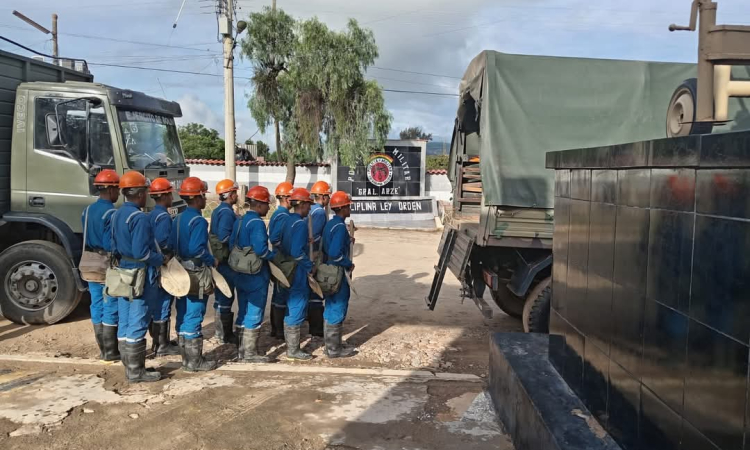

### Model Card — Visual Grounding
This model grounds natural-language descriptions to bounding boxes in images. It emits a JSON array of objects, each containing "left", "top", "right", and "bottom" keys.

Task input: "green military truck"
[
  {"left": 427, "top": 50, "right": 750, "bottom": 332},
  {"left": 0, "top": 49, "right": 189, "bottom": 325}
]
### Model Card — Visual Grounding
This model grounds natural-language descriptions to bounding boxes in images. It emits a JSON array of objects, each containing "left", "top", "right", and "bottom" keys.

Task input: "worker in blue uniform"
[
  {"left": 210, "top": 179, "right": 240, "bottom": 345},
  {"left": 267, "top": 181, "right": 293, "bottom": 339},
  {"left": 322, "top": 191, "right": 356, "bottom": 358},
  {"left": 232, "top": 186, "right": 276, "bottom": 362},
  {"left": 281, "top": 187, "right": 315, "bottom": 360},
  {"left": 145, "top": 178, "right": 180, "bottom": 357},
  {"left": 82, "top": 169, "right": 121, "bottom": 361},
  {"left": 110, "top": 171, "right": 163, "bottom": 383},
  {"left": 307, "top": 180, "right": 331, "bottom": 337},
  {"left": 171, "top": 176, "right": 217, "bottom": 372}
]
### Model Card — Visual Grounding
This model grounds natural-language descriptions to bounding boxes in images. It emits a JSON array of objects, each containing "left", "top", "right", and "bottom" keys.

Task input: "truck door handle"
[{"left": 29, "top": 196, "right": 45, "bottom": 207}]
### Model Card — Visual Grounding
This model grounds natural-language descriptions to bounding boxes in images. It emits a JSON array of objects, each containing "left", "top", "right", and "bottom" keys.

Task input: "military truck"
[
  {"left": 0, "top": 49, "right": 189, "bottom": 325},
  {"left": 427, "top": 50, "right": 750, "bottom": 332}
]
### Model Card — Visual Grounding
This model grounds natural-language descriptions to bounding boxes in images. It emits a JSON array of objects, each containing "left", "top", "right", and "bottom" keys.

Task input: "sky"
[{"left": 2, "top": 0, "right": 750, "bottom": 151}]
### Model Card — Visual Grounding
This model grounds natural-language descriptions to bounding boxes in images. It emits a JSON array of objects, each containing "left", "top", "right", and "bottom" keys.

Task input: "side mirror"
[{"left": 45, "top": 114, "right": 62, "bottom": 147}]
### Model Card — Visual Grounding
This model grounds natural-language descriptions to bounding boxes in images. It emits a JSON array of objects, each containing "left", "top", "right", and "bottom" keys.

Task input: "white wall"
[{"left": 426, "top": 173, "right": 451, "bottom": 202}]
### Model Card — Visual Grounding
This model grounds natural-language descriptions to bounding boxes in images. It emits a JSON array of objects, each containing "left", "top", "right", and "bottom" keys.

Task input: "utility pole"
[
  {"left": 272, "top": 0, "right": 276, "bottom": 11},
  {"left": 221, "top": 0, "right": 238, "bottom": 180},
  {"left": 12, "top": 10, "right": 58, "bottom": 64}
]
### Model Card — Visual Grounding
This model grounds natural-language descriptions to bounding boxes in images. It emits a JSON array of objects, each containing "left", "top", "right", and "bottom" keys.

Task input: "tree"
[
  {"left": 255, "top": 140, "right": 270, "bottom": 159},
  {"left": 400, "top": 126, "right": 432, "bottom": 141},
  {"left": 178, "top": 123, "right": 225, "bottom": 159},
  {"left": 426, "top": 155, "right": 449, "bottom": 170}
]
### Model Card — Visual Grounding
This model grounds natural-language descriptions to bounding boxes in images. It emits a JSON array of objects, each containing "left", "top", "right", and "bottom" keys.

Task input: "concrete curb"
[{"left": 0, "top": 354, "right": 482, "bottom": 382}]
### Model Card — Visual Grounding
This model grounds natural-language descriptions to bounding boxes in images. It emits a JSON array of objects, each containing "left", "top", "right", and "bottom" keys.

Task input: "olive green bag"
[
  {"left": 272, "top": 251, "right": 297, "bottom": 284},
  {"left": 176, "top": 215, "right": 214, "bottom": 298},
  {"left": 315, "top": 262, "right": 343, "bottom": 296},
  {"left": 227, "top": 217, "right": 263, "bottom": 275},
  {"left": 105, "top": 266, "right": 146, "bottom": 299},
  {"left": 208, "top": 233, "right": 230, "bottom": 264}
]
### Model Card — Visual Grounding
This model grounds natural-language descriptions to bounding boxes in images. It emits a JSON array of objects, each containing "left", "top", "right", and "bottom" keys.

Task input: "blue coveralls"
[
  {"left": 231, "top": 211, "right": 276, "bottom": 330},
  {"left": 268, "top": 205, "right": 290, "bottom": 309},
  {"left": 210, "top": 203, "right": 237, "bottom": 314},
  {"left": 281, "top": 213, "right": 313, "bottom": 326},
  {"left": 307, "top": 203, "right": 327, "bottom": 310},
  {"left": 82, "top": 198, "right": 118, "bottom": 326},
  {"left": 111, "top": 202, "right": 164, "bottom": 343},
  {"left": 322, "top": 216, "right": 353, "bottom": 325},
  {"left": 171, "top": 207, "right": 215, "bottom": 340},
  {"left": 146, "top": 205, "right": 173, "bottom": 322}
]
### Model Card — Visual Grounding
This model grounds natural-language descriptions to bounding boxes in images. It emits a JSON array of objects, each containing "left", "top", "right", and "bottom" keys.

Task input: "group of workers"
[{"left": 83, "top": 169, "right": 355, "bottom": 383}]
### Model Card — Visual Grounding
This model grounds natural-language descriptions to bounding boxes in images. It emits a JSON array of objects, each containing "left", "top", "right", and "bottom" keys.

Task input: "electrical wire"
[{"left": 371, "top": 66, "right": 461, "bottom": 80}]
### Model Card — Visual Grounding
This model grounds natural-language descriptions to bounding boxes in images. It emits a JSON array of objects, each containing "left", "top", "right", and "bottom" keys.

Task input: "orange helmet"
[
  {"left": 289, "top": 187, "right": 312, "bottom": 203},
  {"left": 247, "top": 186, "right": 271, "bottom": 203},
  {"left": 275, "top": 181, "right": 294, "bottom": 197},
  {"left": 149, "top": 178, "right": 173, "bottom": 195},
  {"left": 93, "top": 169, "right": 120, "bottom": 187},
  {"left": 119, "top": 171, "right": 149, "bottom": 189},
  {"left": 311, "top": 181, "right": 331, "bottom": 196},
  {"left": 179, "top": 177, "right": 208, "bottom": 197},
  {"left": 216, "top": 179, "right": 239, "bottom": 195},
  {"left": 330, "top": 191, "right": 352, "bottom": 209}
]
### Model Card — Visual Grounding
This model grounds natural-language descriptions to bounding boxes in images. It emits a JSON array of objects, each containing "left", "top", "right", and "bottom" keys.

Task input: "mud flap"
[{"left": 426, "top": 228, "right": 480, "bottom": 313}]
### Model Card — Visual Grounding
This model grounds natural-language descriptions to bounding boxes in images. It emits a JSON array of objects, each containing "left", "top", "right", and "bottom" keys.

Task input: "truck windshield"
[{"left": 118, "top": 110, "right": 185, "bottom": 169}]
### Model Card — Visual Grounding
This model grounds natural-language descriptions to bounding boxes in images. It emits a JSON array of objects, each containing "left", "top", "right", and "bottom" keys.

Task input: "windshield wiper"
[{"left": 144, "top": 160, "right": 167, "bottom": 169}]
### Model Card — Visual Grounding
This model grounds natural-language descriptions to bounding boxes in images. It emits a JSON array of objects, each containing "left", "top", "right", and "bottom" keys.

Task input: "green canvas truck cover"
[{"left": 453, "top": 51, "right": 750, "bottom": 209}]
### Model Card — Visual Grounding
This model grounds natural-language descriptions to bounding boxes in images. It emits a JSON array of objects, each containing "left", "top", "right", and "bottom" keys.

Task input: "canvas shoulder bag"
[
  {"left": 176, "top": 214, "right": 214, "bottom": 298},
  {"left": 79, "top": 206, "right": 111, "bottom": 283},
  {"left": 315, "top": 223, "right": 343, "bottom": 296},
  {"left": 227, "top": 216, "right": 263, "bottom": 275},
  {"left": 104, "top": 209, "right": 146, "bottom": 299}
]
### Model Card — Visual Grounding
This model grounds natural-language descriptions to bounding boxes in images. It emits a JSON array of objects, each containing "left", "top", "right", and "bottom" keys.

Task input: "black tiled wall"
[{"left": 551, "top": 166, "right": 750, "bottom": 450}]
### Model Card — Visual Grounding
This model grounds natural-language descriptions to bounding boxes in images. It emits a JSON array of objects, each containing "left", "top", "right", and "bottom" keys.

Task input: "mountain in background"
[{"left": 426, "top": 141, "right": 450, "bottom": 155}]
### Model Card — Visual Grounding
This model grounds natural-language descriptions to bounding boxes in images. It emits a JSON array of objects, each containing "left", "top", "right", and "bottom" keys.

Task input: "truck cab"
[{"left": 0, "top": 50, "right": 189, "bottom": 325}]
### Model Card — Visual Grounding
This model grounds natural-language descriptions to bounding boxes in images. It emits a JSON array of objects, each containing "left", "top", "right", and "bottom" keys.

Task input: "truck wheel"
[
  {"left": 490, "top": 286, "right": 524, "bottom": 318},
  {"left": 523, "top": 277, "right": 552, "bottom": 333},
  {"left": 0, "top": 241, "right": 82, "bottom": 325},
  {"left": 666, "top": 78, "right": 713, "bottom": 137}
]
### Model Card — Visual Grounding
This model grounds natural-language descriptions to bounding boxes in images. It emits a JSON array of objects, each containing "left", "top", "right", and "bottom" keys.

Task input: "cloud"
[{"left": 175, "top": 93, "right": 224, "bottom": 134}]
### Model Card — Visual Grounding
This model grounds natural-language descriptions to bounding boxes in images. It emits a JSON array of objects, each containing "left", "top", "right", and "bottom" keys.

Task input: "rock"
[
  {"left": 443, "top": 361, "right": 453, "bottom": 368},
  {"left": 83, "top": 408, "right": 94, "bottom": 414},
  {"left": 129, "top": 413, "right": 139, "bottom": 419}
]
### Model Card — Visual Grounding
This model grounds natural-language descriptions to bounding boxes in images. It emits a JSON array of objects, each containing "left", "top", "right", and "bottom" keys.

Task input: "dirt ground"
[{"left": 0, "top": 229, "right": 521, "bottom": 449}]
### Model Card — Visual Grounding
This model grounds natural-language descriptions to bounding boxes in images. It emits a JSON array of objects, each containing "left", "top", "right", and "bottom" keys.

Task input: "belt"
[{"left": 85, "top": 247, "right": 108, "bottom": 256}]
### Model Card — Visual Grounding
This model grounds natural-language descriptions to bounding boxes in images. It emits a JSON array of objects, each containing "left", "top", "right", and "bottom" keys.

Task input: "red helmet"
[
  {"left": 119, "top": 171, "right": 149, "bottom": 189},
  {"left": 149, "top": 178, "right": 173, "bottom": 195},
  {"left": 179, "top": 177, "right": 208, "bottom": 197},
  {"left": 216, "top": 179, "right": 239, "bottom": 195},
  {"left": 93, "top": 169, "right": 120, "bottom": 187},
  {"left": 275, "top": 181, "right": 294, "bottom": 197},
  {"left": 289, "top": 187, "right": 312, "bottom": 203},
  {"left": 311, "top": 181, "right": 331, "bottom": 196},
  {"left": 247, "top": 185, "right": 271, "bottom": 203},
  {"left": 330, "top": 191, "right": 352, "bottom": 209}
]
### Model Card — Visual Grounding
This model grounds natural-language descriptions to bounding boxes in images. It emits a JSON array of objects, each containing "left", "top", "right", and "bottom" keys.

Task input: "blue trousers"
[
  {"left": 271, "top": 282, "right": 289, "bottom": 307},
  {"left": 323, "top": 277, "right": 350, "bottom": 325},
  {"left": 177, "top": 295, "right": 208, "bottom": 339},
  {"left": 213, "top": 263, "right": 236, "bottom": 313},
  {"left": 237, "top": 283, "right": 269, "bottom": 330},
  {"left": 285, "top": 266, "right": 310, "bottom": 326},
  {"left": 89, "top": 282, "right": 118, "bottom": 326},
  {"left": 145, "top": 282, "right": 172, "bottom": 322},
  {"left": 117, "top": 296, "right": 150, "bottom": 342}
]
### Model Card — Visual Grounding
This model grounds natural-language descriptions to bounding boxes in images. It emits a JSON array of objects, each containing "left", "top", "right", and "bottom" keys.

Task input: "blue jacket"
[
  {"left": 171, "top": 207, "right": 215, "bottom": 267},
  {"left": 82, "top": 198, "right": 116, "bottom": 252},
  {"left": 308, "top": 203, "right": 327, "bottom": 251},
  {"left": 111, "top": 202, "right": 164, "bottom": 270},
  {"left": 281, "top": 212, "right": 313, "bottom": 272},
  {"left": 322, "top": 215, "right": 353, "bottom": 268},
  {"left": 149, "top": 204, "right": 172, "bottom": 251},
  {"left": 210, "top": 202, "right": 236, "bottom": 244},
  {"left": 230, "top": 210, "right": 276, "bottom": 288},
  {"left": 268, "top": 205, "right": 290, "bottom": 250}
]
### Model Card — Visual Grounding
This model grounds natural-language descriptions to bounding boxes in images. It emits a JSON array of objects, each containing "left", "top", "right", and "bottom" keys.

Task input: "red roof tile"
[{"left": 427, "top": 169, "right": 447, "bottom": 175}]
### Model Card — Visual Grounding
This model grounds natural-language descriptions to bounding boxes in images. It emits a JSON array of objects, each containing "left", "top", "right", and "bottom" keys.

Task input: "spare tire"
[
  {"left": 666, "top": 78, "right": 713, "bottom": 137},
  {"left": 490, "top": 285, "right": 524, "bottom": 318}
]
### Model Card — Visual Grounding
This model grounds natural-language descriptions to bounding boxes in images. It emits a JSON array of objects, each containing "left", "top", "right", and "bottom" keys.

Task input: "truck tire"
[
  {"left": 0, "top": 240, "right": 82, "bottom": 325},
  {"left": 523, "top": 277, "right": 552, "bottom": 333},
  {"left": 666, "top": 78, "right": 713, "bottom": 138},
  {"left": 490, "top": 286, "right": 524, "bottom": 318}
]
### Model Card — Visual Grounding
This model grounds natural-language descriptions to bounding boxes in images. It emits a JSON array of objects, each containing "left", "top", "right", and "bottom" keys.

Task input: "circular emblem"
[{"left": 367, "top": 155, "right": 393, "bottom": 187}]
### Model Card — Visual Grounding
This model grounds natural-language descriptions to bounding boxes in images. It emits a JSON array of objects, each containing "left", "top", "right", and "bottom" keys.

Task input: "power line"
[
  {"left": 371, "top": 66, "right": 462, "bottom": 80},
  {"left": 381, "top": 89, "right": 457, "bottom": 97}
]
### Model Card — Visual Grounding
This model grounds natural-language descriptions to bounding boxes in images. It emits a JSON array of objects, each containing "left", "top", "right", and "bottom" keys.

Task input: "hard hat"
[
  {"left": 216, "top": 179, "right": 239, "bottom": 195},
  {"left": 247, "top": 185, "right": 271, "bottom": 203},
  {"left": 275, "top": 181, "right": 294, "bottom": 197},
  {"left": 179, "top": 177, "right": 209, "bottom": 197},
  {"left": 330, "top": 191, "right": 352, "bottom": 209},
  {"left": 289, "top": 187, "right": 312, "bottom": 203},
  {"left": 93, "top": 169, "right": 120, "bottom": 187},
  {"left": 310, "top": 181, "right": 331, "bottom": 196},
  {"left": 149, "top": 178, "right": 174, "bottom": 195},
  {"left": 119, "top": 171, "right": 149, "bottom": 189}
]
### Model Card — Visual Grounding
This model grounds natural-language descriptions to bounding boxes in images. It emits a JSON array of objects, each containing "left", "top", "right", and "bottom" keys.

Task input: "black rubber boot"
[
  {"left": 324, "top": 322, "right": 356, "bottom": 359},
  {"left": 284, "top": 324, "right": 312, "bottom": 361},
  {"left": 269, "top": 306, "right": 279, "bottom": 338},
  {"left": 124, "top": 341, "right": 161, "bottom": 383},
  {"left": 241, "top": 328, "right": 270, "bottom": 363},
  {"left": 118, "top": 340, "right": 127, "bottom": 368},
  {"left": 93, "top": 323, "right": 105, "bottom": 359},
  {"left": 236, "top": 327, "right": 245, "bottom": 360},
  {"left": 148, "top": 320, "right": 156, "bottom": 353},
  {"left": 178, "top": 335, "right": 187, "bottom": 368},
  {"left": 307, "top": 304, "right": 325, "bottom": 337},
  {"left": 102, "top": 325, "right": 121, "bottom": 361},
  {"left": 154, "top": 321, "right": 180, "bottom": 356},
  {"left": 271, "top": 306, "right": 286, "bottom": 340},
  {"left": 183, "top": 338, "right": 216, "bottom": 372},
  {"left": 215, "top": 311, "right": 238, "bottom": 345}
]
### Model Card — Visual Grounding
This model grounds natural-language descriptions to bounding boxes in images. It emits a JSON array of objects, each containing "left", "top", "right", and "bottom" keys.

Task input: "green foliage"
[
  {"left": 426, "top": 155, "right": 449, "bottom": 171},
  {"left": 178, "top": 123, "right": 225, "bottom": 159},
  {"left": 400, "top": 126, "right": 432, "bottom": 141},
  {"left": 255, "top": 140, "right": 270, "bottom": 159}
]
